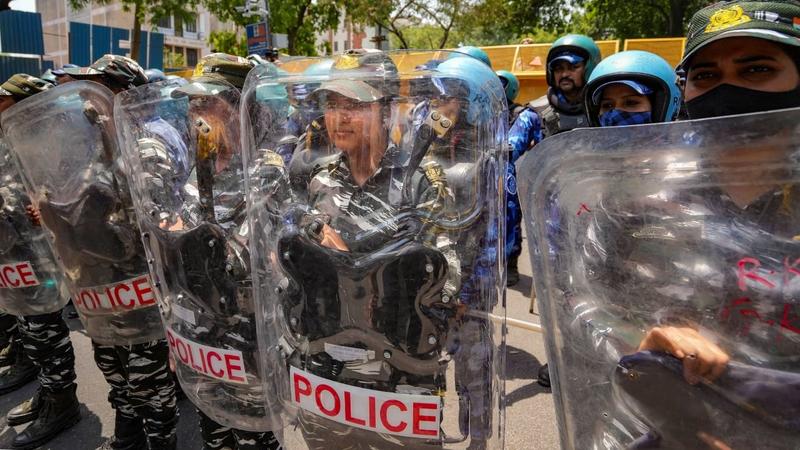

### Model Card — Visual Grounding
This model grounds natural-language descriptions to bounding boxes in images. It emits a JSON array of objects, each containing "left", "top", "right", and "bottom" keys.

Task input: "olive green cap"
[
  {"left": 681, "top": 1, "right": 800, "bottom": 69},
  {"left": 0, "top": 74, "right": 53, "bottom": 99}
]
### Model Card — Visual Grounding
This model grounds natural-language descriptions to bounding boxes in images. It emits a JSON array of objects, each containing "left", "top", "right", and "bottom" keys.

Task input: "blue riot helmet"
[
  {"left": 584, "top": 50, "right": 681, "bottom": 127},
  {"left": 449, "top": 46, "right": 492, "bottom": 67},
  {"left": 434, "top": 55, "right": 505, "bottom": 126},
  {"left": 291, "top": 59, "right": 334, "bottom": 102},
  {"left": 145, "top": 68, "right": 166, "bottom": 83},
  {"left": 496, "top": 70, "right": 519, "bottom": 104}
]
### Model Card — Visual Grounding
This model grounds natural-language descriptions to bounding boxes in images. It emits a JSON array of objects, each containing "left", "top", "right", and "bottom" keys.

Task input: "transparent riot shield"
[
  {"left": 242, "top": 50, "right": 508, "bottom": 449},
  {"left": 115, "top": 77, "right": 281, "bottom": 431},
  {"left": 0, "top": 81, "right": 163, "bottom": 345},
  {"left": 0, "top": 130, "right": 68, "bottom": 315},
  {"left": 520, "top": 109, "right": 800, "bottom": 450}
]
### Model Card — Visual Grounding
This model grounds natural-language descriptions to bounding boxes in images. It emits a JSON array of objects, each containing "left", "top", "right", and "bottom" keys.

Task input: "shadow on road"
[
  {"left": 508, "top": 274, "right": 532, "bottom": 298},
  {"left": 504, "top": 344, "right": 549, "bottom": 407}
]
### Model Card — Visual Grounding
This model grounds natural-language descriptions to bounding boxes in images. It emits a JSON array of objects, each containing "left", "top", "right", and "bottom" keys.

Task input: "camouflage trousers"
[
  {"left": 0, "top": 312, "right": 19, "bottom": 348},
  {"left": 0, "top": 310, "right": 76, "bottom": 393},
  {"left": 198, "top": 409, "right": 282, "bottom": 450},
  {"left": 92, "top": 339, "right": 178, "bottom": 447},
  {"left": 18, "top": 310, "right": 76, "bottom": 392}
]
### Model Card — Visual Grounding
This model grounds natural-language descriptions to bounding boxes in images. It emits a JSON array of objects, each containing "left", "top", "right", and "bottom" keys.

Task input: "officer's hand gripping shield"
[
  {"left": 115, "top": 78, "right": 281, "bottom": 431},
  {"left": 0, "top": 81, "right": 163, "bottom": 344},
  {"left": 0, "top": 128, "right": 68, "bottom": 315},
  {"left": 241, "top": 51, "right": 508, "bottom": 449},
  {"left": 520, "top": 109, "right": 800, "bottom": 450}
]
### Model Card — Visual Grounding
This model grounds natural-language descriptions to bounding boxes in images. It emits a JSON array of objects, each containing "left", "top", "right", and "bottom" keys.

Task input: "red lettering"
[
  {"left": 368, "top": 396, "right": 376, "bottom": 428},
  {"left": 104, "top": 287, "right": 121, "bottom": 309},
  {"left": 176, "top": 340, "right": 190, "bottom": 364},
  {"left": 344, "top": 392, "right": 366, "bottom": 426},
  {"left": 224, "top": 354, "right": 245, "bottom": 383},
  {"left": 77, "top": 291, "right": 93, "bottom": 311},
  {"left": 15, "top": 263, "right": 36, "bottom": 286},
  {"left": 294, "top": 373, "right": 312, "bottom": 403},
  {"left": 2, "top": 266, "right": 19, "bottom": 287},
  {"left": 315, "top": 384, "right": 341, "bottom": 417},
  {"left": 380, "top": 400, "right": 407, "bottom": 433},
  {"left": 412, "top": 402, "right": 439, "bottom": 436},
  {"left": 784, "top": 257, "right": 800, "bottom": 286},
  {"left": 207, "top": 351, "right": 224, "bottom": 378},
  {"left": 780, "top": 304, "right": 800, "bottom": 335},
  {"left": 188, "top": 342, "right": 204, "bottom": 373},
  {"left": 90, "top": 290, "right": 103, "bottom": 310},
  {"left": 132, "top": 277, "right": 155, "bottom": 306},
  {"left": 721, "top": 297, "right": 751, "bottom": 320},
  {"left": 737, "top": 257, "right": 775, "bottom": 291},
  {"left": 115, "top": 283, "right": 133, "bottom": 308}
]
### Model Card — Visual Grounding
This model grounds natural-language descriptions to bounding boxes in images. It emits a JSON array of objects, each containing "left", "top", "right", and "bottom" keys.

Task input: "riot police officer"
[
  {"left": 0, "top": 73, "right": 80, "bottom": 449},
  {"left": 531, "top": 34, "right": 601, "bottom": 136},
  {"left": 117, "top": 53, "right": 284, "bottom": 450},
  {"left": 245, "top": 48, "right": 507, "bottom": 449}
]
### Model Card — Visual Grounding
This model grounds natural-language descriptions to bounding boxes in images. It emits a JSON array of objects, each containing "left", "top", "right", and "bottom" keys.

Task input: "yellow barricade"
[{"left": 623, "top": 37, "right": 686, "bottom": 68}]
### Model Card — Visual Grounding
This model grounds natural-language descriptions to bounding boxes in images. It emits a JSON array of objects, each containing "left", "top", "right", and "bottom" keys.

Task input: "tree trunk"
[
  {"left": 668, "top": 0, "right": 686, "bottom": 36},
  {"left": 0, "top": 0, "right": 12, "bottom": 12},
  {"left": 130, "top": 1, "right": 142, "bottom": 63}
]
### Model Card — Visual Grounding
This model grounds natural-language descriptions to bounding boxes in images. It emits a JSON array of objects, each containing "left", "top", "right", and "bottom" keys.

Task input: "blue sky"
[{"left": 10, "top": 0, "right": 36, "bottom": 12}]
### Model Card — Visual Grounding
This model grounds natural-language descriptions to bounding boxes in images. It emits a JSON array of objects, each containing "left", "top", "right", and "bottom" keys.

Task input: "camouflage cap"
[
  {"left": 0, "top": 74, "right": 53, "bottom": 99},
  {"left": 65, "top": 54, "right": 147, "bottom": 89},
  {"left": 312, "top": 49, "right": 399, "bottom": 103},
  {"left": 681, "top": 1, "right": 800, "bottom": 68},
  {"left": 191, "top": 53, "right": 254, "bottom": 89}
]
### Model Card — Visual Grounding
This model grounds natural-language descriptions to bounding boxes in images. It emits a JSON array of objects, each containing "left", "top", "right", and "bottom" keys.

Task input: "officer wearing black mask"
[{"left": 680, "top": 0, "right": 800, "bottom": 120}]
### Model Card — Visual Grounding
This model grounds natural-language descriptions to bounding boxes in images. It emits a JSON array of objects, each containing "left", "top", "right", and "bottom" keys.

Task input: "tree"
[
  {"left": 68, "top": 0, "right": 199, "bottom": 64},
  {"left": 348, "top": 0, "right": 468, "bottom": 49},
  {"left": 209, "top": 30, "right": 248, "bottom": 56},
  {"left": 1, "top": 0, "right": 12, "bottom": 11},
  {"left": 203, "top": 0, "right": 345, "bottom": 55},
  {"left": 577, "top": 0, "right": 708, "bottom": 39}
]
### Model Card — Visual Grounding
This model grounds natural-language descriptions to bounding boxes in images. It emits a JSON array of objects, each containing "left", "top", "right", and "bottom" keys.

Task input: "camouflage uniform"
[
  {"left": 198, "top": 410, "right": 282, "bottom": 450},
  {"left": 92, "top": 340, "right": 178, "bottom": 447},
  {"left": 17, "top": 311, "right": 76, "bottom": 392}
]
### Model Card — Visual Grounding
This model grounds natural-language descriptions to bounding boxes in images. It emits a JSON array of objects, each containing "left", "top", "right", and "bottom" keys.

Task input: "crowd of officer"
[{"left": 0, "top": 0, "right": 797, "bottom": 448}]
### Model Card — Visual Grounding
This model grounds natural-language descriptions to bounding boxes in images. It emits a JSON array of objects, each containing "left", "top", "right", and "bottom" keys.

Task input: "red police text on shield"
[
  {"left": 0, "top": 261, "right": 39, "bottom": 288},
  {"left": 166, "top": 328, "right": 247, "bottom": 384},
  {"left": 74, "top": 274, "right": 156, "bottom": 314}
]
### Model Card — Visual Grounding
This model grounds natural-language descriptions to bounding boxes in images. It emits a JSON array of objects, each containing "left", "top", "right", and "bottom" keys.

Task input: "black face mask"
[{"left": 685, "top": 83, "right": 800, "bottom": 120}]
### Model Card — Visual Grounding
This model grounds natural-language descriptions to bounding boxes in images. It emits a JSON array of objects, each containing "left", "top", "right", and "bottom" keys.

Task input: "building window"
[
  {"left": 184, "top": 16, "right": 197, "bottom": 33},
  {"left": 157, "top": 16, "right": 172, "bottom": 29},
  {"left": 344, "top": 40, "right": 351, "bottom": 50},
  {"left": 334, "top": 41, "right": 338, "bottom": 52},
  {"left": 186, "top": 48, "right": 198, "bottom": 67}
]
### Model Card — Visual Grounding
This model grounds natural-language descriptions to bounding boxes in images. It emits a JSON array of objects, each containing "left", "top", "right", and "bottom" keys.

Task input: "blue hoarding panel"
[
  {"left": 92, "top": 25, "right": 112, "bottom": 61},
  {"left": 69, "top": 22, "right": 163, "bottom": 68},
  {"left": 69, "top": 22, "right": 92, "bottom": 66},
  {"left": 148, "top": 32, "right": 164, "bottom": 70},
  {"left": 0, "top": 55, "right": 42, "bottom": 83},
  {"left": 111, "top": 28, "right": 130, "bottom": 56},
  {"left": 0, "top": 10, "right": 45, "bottom": 55}
]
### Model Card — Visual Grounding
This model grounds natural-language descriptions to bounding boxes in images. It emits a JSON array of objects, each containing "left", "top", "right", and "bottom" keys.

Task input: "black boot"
[
  {"left": 96, "top": 413, "right": 147, "bottom": 450},
  {"left": 11, "top": 385, "right": 81, "bottom": 449},
  {"left": 507, "top": 257, "right": 520, "bottom": 287},
  {"left": 0, "top": 342, "right": 16, "bottom": 367},
  {"left": 7, "top": 386, "right": 43, "bottom": 425},
  {"left": 0, "top": 348, "right": 37, "bottom": 395},
  {"left": 537, "top": 363, "right": 551, "bottom": 388}
]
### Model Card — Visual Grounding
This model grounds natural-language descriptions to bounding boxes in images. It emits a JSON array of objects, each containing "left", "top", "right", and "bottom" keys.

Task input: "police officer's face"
[
  {"left": 0, "top": 96, "right": 16, "bottom": 114},
  {"left": 552, "top": 61, "right": 586, "bottom": 93},
  {"left": 324, "top": 93, "right": 383, "bottom": 156},
  {"left": 598, "top": 84, "right": 652, "bottom": 115},
  {"left": 684, "top": 37, "right": 800, "bottom": 102}
]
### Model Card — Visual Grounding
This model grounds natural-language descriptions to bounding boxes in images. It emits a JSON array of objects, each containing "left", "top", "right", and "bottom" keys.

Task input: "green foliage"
[
  {"left": 576, "top": 0, "right": 708, "bottom": 39},
  {"left": 163, "top": 50, "right": 186, "bottom": 68},
  {"left": 203, "top": 0, "right": 340, "bottom": 55},
  {"left": 208, "top": 30, "right": 248, "bottom": 56}
]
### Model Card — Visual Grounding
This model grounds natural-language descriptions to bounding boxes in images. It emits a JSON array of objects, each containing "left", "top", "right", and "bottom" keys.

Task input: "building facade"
[
  {"left": 315, "top": 13, "right": 389, "bottom": 56},
  {"left": 36, "top": 1, "right": 234, "bottom": 69}
]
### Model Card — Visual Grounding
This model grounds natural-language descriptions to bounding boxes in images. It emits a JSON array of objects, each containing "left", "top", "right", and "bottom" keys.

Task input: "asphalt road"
[{"left": 0, "top": 234, "right": 559, "bottom": 450}]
